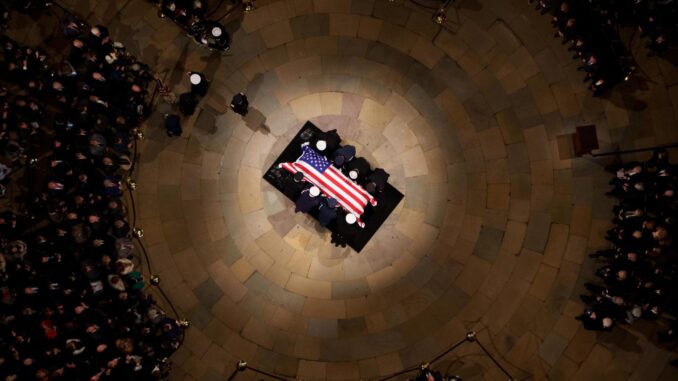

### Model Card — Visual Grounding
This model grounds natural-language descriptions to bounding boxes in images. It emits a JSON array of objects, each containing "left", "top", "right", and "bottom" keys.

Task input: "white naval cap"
[
  {"left": 309, "top": 186, "right": 320, "bottom": 197},
  {"left": 189, "top": 73, "right": 202, "bottom": 85}
]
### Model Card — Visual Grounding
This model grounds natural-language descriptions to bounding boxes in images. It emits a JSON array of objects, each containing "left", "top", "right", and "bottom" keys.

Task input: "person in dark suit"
[
  {"left": 578, "top": 149, "right": 677, "bottom": 334},
  {"left": 190, "top": 20, "right": 230, "bottom": 51},
  {"left": 295, "top": 186, "right": 320, "bottom": 213},
  {"left": 178, "top": 91, "right": 198, "bottom": 115},
  {"left": 345, "top": 157, "right": 370, "bottom": 182},
  {"left": 281, "top": 171, "right": 307, "bottom": 199},
  {"left": 331, "top": 210, "right": 357, "bottom": 247},
  {"left": 230, "top": 92, "right": 248, "bottom": 116},
  {"left": 163, "top": 114, "right": 182, "bottom": 137},
  {"left": 188, "top": 71, "right": 208, "bottom": 97},
  {"left": 366, "top": 168, "right": 389, "bottom": 193},
  {"left": 317, "top": 198, "right": 338, "bottom": 227},
  {"left": 575, "top": 307, "right": 614, "bottom": 331}
]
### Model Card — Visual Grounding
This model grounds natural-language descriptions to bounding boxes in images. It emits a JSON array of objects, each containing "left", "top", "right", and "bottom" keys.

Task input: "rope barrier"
[
  {"left": 475, "top": 338, "right": 515, "bottom": 381},
  {"left": 367, "top": 332, "right": 515, "bottom": 381},
  {"left": 123, "top": 116, "right": 187, "bottom": 350},
  {"left": 227, "top": 331, "right": 517, "bottom": 381}
]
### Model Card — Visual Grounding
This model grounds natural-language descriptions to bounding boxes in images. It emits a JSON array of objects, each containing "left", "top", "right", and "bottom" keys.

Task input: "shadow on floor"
[
  {"left": 200, "top": 49, "right": 223, "bottom": 83},
  {"left": 245, "top": 73, "right": 265, "bottom": 99},
  {"left": 243, "top": 106, "right": 270, "bottom": 135}
]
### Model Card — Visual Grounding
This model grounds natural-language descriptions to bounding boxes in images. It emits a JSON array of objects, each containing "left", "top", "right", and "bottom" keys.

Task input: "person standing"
[
  {"left": 230, "top": 92, "right": 249, "bottom": 116},
  {"left": 295, "top": 186, "right": 320, "bottom": 213},
  {"left": 331, "top": 145, "right": 356, "bottom": 168},
  {"left": 317, "top": 197, "right": 338, "bottom": 227}
]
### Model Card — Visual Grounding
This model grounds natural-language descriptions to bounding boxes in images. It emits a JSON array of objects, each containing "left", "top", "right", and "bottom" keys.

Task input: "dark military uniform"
[{"left": 295, "top": 188, "right": 320, "bottom": 213}]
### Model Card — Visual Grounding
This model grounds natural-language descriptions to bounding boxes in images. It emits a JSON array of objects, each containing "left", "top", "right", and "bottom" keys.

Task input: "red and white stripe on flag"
[{"left": 279, "top": 161, "right": 376, "bottom": 228}]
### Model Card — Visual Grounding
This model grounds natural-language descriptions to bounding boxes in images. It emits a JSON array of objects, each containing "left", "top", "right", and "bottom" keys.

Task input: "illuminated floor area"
[{"left": 15, "top": 0, "right": 678, "bottom": 380}]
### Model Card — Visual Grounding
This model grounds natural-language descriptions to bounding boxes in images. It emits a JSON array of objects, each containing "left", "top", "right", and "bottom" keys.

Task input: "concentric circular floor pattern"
[{"left": 72, "top": 0, "right": 678, "bottom": 380}]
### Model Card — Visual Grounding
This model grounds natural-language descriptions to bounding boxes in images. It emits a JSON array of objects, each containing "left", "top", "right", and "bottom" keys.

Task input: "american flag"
[{"left": 280, "top": 143, "right": 376, "bottom": 227}]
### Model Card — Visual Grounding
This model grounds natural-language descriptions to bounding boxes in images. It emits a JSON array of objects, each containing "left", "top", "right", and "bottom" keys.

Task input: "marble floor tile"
[{"left": 260, "top": 20, "right": 296, "bottom": 48}]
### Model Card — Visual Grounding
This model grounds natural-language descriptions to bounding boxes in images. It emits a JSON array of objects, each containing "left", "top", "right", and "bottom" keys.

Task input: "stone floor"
[{"left": 12, "top": 0, "right": 678, "bottom": 380}]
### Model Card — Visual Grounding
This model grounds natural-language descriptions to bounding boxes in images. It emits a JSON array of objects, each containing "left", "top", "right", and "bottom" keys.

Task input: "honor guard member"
[
  {"left": 312, "top": 129, "right": 341, "bottom": 154},
  {"left": 295, "top": 186, "right": 321, "bottom": 213},
  {"left": 331, "top": 145, "right": 356, "bottom": 168},
  {"left": 331, "top": 211, "right": 357, "bottom": 248},
  {"left": 282, "top": 171, "right": 307, "bottom": 199},
  {"left": 365, "top": 168, "right": 389, "bottom": 194},
  {"left": 345, "top": 157, "right": 370, "bottom": 182},
  {"left": 191, "top": 19, "right": 230, "bottom": 51},
  {"left": 317, "top": 197, "right": 338, "bottom": 227}
]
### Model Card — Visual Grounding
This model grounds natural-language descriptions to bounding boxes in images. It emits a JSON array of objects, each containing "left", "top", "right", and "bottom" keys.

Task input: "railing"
[
  {"left": 225, "top": 331, "right": 518, "bottom": 381},
  {"left": 122, "top": 124, "right": 190, "bottom": 357},
  {"left": 375, "top": 332, "right": 516, "bottom": 381}
]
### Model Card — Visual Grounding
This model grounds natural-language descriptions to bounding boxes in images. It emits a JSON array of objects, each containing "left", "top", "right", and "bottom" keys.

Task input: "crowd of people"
[
  {"left": 152, "top": 0, "right": 230, "bottom": 51},
  {"left": 0, "top": 10, "right": 183, "bottom": 381},
  {"left": 576, "top": 149, "right": 677, "bottom": 336},
  {"left": 636, "top": 1, "right": 676, "bottom": 57},
  {"left": 533, "top": 0, "right": 636, "bottom": 95}
]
